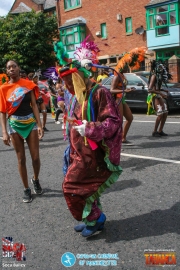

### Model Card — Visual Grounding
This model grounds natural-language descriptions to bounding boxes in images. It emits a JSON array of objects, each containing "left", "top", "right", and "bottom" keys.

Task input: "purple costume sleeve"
[{"left": 85, "top": 87, "right": 122, "bottom": 165}]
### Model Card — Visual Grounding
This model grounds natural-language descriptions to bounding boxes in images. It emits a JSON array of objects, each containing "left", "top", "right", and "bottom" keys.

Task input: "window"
[
  {"left": 169, "top": 11, "right": 176, "bottom": 25},
  {"left": 156, "top": 49, "right": 180, "bottom": 61},
  {"left": 164, "top": 51, "right": 174, "bottom": 58},
  {"left": 125, "top": 74, "right": 144, "bottom": 85},
  {"left": 146, "top": 3, "right": 178, "bottom": 35},
  {"left": 125, "top": 17, "right": 132, "bottom": 34},
  {"left": 149, "top": 15, "right": 154, "bottom": 29},
  {"left": 60, "top": 25, "right": 85, "bottom": 52},
  {"left": 101, "top": 23, "right": 107, "bottom": 38},
  {"left": 64, "top": 0, "right": 81, "bottom": 10},
  {"left": 155, "top": 5, "right": 169, "bottom": 35},
  {"left": 99, "top": 59, "right": 108, "bottom": 65},
  {"left": 156, "top": 13, "right": 169, "bottom": 35}
]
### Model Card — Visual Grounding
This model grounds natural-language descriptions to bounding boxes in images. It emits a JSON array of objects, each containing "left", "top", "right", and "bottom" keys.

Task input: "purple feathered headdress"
[{"left": 43, "top": 67, "right": 59, "bottom": 83}]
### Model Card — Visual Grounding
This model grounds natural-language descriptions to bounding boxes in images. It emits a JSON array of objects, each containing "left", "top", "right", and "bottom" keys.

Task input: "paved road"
[{"left": 1, "top": 113, "right": 180, "bottom": 270}]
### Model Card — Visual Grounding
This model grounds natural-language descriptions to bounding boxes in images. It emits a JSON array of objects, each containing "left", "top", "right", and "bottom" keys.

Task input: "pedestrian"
[
  {"left": 0, "top": 60, "right": 43, "bottom": 203},
  {"left": 96, "top": 68, "right": 108, "bottom": 83},
  {"left": 47, "top": 78, "right": 61, "bottom": 123},
  {"left": 147, "top": 60, "right": 171, "bottom": 137},
  {"left": 20, "top": 69, "right": 28, "bottom": 80},
  {"left": 55, "top": 77, "right": 65, "bottom": 124},
  {"left": 60, "top": 36, "right": 123, "bottom": 237},
  {"left": 28, "top": 72, "right": 49, "bottom": 132}
]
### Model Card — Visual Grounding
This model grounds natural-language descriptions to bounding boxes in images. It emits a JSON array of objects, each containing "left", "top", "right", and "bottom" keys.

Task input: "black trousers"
[{"left": 55, "top": 109, "right": 62, "bottom": 121}]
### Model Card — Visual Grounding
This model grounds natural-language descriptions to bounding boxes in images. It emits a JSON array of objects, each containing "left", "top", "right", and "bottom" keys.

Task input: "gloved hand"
[{"left": 73, "top": 120, "right": 87, "bottom": 136}]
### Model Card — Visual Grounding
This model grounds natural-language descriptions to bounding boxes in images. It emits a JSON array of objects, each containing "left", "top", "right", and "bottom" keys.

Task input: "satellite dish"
[{"left": 135, "top": 26, "right": 145, "bottom": 35}]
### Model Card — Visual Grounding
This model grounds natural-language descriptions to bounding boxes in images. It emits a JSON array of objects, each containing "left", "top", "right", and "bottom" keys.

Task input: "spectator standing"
[
  {"left": 96, "top": 69, "right": 108, "bottom": 83},
  {"left": 0, "top": 60, "right": 43, "bottom": 203}
]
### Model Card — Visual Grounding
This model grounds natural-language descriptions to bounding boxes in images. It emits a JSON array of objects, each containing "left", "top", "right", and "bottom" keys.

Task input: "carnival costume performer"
[
  {"left": 43, "top": 67, "right": 60, "bottom": 120},
  {"left": 110, "top": 47, "right": 147, "bottom": 143},
  {"left": 59, "top": 36, "right": 123, "bottom": 237},
  {"left": 147, "top": 60, "right": 172, "bottom": 137},
  {"left": 0, "top": 60, "right": 43, "bottom": 203}
]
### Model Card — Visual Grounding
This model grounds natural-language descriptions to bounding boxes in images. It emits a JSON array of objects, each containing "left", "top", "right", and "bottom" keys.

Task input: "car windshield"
[
  {"left": 139, "top": 76, "right": 149, "bottom": 84},
  {"left": 124, "top": 74, "right": 144, "bottom": 85},
  {"left": 101, "top": 77, "right": 112, "bottom": 85}
]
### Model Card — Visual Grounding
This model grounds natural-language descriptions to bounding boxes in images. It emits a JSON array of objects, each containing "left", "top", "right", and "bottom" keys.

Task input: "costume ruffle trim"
[{"left": 82, "top": 157, "right": 123, "bottom": 226}]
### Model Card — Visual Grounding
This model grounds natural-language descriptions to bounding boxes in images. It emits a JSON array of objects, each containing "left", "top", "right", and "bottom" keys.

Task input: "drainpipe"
[{"left": 55, "top": 0, "right": 61, "bottom": 27}]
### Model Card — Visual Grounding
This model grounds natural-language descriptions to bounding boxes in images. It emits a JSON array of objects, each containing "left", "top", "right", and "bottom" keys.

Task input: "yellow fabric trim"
[{"left": 10, "top": 117, "right": 36, "bottom": 124}]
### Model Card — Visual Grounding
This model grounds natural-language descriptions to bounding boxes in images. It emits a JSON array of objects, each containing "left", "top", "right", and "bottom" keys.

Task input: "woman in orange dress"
[{"left": 0, "top": 60, "right": 43, "bottom": 203}]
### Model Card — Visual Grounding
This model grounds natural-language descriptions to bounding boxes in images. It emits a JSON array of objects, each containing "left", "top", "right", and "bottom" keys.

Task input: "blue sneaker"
[
  {"left": 81, "top": 213, "right": 106, "bottom": 237},
  {"left": 74, "top": 223, "right": 104, "bottom": 232}
]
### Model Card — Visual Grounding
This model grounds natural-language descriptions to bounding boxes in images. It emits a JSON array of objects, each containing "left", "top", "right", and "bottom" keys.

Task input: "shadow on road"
[
  {"left": 104, "top": 179, "right": 141, "bottom": 194},
  {"left": 86, "top": 202, "right": 180, "bottom": 242},
  {"left": 120, "top": 159, "right": 163, "bottom": 171},
  {"left": 37, "top": 188, "right": 63, "bottom": 198}
]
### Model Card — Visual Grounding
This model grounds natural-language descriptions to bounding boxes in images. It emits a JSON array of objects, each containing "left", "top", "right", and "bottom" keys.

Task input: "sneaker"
[
  {"left": 81, "top": 213, "right": 106, "bottom": 237},
  {"left": 152, "top": 131, "right": 161, "bottom": 137},
  {"left": 43, "top": 127, "right": 49, "bottom": 132},
  {"left": 158, "top": 131, "right": 168, "bottom": 136},
  {"left": 55, "top": 121, "right": 60, "bottom": 124},
  {"left": 31, "top": 178, "right": 43, "bottom": 195},
  {"left": 23, "top": 188, "right": 32, "bottom": 203}
]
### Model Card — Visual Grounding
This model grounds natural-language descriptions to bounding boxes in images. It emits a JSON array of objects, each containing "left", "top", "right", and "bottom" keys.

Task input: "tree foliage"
[{"left": 0, "top": 11, "right": 59, "bottom": 73}]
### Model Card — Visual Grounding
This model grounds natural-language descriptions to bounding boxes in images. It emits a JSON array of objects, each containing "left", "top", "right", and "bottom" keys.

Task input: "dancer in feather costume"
[
  {"left": 111, "top": 46, "right": 147, "bottom": 143},
  {"left": 59, "top": 36, "right": 123, "bottom": 237},
  {"left": 147, "top": 60, "right": 172, "bottom": 137}
]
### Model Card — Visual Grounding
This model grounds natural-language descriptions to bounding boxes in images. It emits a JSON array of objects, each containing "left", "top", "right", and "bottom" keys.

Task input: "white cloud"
[{"left": 0, "top": 0, "right": 15, "bottom": 16}]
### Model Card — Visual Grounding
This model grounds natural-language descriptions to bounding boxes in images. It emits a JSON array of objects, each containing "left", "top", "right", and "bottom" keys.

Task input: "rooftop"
[
  {"left": 44, "top": 0, "right": 56, "bottom": 10},
  {"left": 10, "top": 0, "right": 55, "bottom": 14},
  {"left": 146, "top": 0, "right": 173, "bottom": 7},
  {"left": 11, "top": 2, "right": 32, "bottom": 14}
]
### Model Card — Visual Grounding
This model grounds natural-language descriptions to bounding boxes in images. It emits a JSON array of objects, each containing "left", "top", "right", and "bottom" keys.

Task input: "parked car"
[
  {"left": 38, "top": 81, "right": 51, "bottom": 111},
  {"left": 134, "top": 71, "right": 150, "bottom": 79},
  {"left": 101, "top": 73, "right": 180, "bottom": 111}
]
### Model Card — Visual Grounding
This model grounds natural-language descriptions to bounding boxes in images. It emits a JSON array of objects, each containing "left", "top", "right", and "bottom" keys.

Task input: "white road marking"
[
  {"left": 45, "top": 117, "right": 180, "bottom": 124},
  {"left": 1, "top": 134, "right": 179, "bottom": 164},
  {"left": 132, "top": 120, "right": 180, "bottom": 124},
  {"left": 121, "top": 153, "right": 180, "bottom": 164},
  {"left": 1, "top": 116, "right": 180, "bottom": 164}
]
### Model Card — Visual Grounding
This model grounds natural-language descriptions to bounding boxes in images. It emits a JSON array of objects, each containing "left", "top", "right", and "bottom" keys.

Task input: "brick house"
[
  {"left": 145, "top": 0, "right": 180, "bottom": 82},
  {"left": 56, "top": 0, "right": 151, "bottom": 66},
  {"left": 10, "top": 0, "right": 56, "bottom": 15}
]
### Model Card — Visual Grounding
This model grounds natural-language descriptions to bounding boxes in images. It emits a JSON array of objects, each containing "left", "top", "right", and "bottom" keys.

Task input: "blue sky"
[{"left": 0, "top": 0, "right": 15, "bottom": 16}]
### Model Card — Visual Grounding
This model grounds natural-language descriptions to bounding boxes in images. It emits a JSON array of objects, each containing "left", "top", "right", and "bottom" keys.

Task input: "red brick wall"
[
  {"left": 58, "top": 0, "right": 150, "bottom": 56},
  {"left": 168, "top": 58, "right": 180, "bottom": 83}
]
